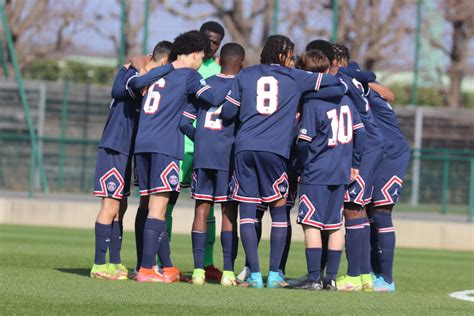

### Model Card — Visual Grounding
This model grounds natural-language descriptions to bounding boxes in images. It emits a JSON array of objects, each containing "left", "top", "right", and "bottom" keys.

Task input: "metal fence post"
[
  {"left": 440, "top": 152, "right": 450, "bottom": 214},
  {"left": 411, "top": 107, "right": 423, "bottom": 205},
  {"left": 36, "top": 83, "right": 47, "bottom": 190},
  {"left": 80, "top": 83, "right": 91, "bottom": 192},
  {"left": 0, "top": 38, "right": 9, "bottom": 78},
  {"left": 468, "top": 158, "right": 474, "bottom": 223},
  {"left": 331, "top": 0, "right": 339, "bottom": 42},
  {"left": 142, "top": 0, "right": 150, "bottom": 54},
  {"left": 58, "top": 79, "right": 69, "bottom": 189},
  {"left": 273, "top": 0, "right": 279, "bottom": 34},
  {"left": 118, "top": 0, "right": 127, "bottom": 66}
]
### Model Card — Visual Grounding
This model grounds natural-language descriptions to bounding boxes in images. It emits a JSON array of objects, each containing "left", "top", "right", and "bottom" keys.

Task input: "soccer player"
[
  {"left": 90, "top": 42, "right": 175, "bottom": 280},
  {"left": 305, "top": 40, "right": 384, "bottom": 291},
  {"left": 347, "top": 65, "right": 409, "bottom": 292},
  {"left": 222, "top": 35, "right": 343, "bottom": 288},
  {"left": 180, "top": 42, "right": 245, "bottom": 286},
  {"left": 286, "top": 50, "right": 366, "bottom": 291},
  {"left": 167, "top": 21, "right": 226, "bottom": 281},
  {"left": 128, "top": 30, "right": 229, "bottom": 283}
]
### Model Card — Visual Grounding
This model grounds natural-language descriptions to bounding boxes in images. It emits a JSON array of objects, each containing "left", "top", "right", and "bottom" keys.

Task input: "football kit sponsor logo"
[{"left": 169, "top": 175, "right": 179, "bottom": 186}]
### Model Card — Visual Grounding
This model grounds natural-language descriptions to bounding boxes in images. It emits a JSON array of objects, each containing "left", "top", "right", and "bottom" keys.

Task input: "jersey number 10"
[
  {"left": 326, "top": 105, "right": 353, "bottom": 146},
  {"left": 256, "top": 76, "right": 278, "bottom": 115}
]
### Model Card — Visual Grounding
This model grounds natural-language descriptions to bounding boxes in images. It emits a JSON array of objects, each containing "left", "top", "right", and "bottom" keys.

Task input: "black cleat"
[
  {"left": 323, "top": 279, "right": 337, "bottom": 291},
  {"left": 286, "top": 279, "right": 323, "bottom": 291}
]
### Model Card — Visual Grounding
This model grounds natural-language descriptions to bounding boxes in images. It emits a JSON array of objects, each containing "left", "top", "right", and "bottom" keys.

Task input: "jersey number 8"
[
  {"left": 256, "top": 76, "right": 278, "bottom": 115},
  {"left": 143, "top": 78, "right": 166, "bottom": 114},
  {"left": 326, "top": 105, "right": 353, "bottom": 146}
]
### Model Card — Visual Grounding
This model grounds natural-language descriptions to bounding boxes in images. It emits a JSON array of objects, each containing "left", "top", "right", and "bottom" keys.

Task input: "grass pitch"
[{"left": 1, "top": 225, "right": 473, "bottom": 315}]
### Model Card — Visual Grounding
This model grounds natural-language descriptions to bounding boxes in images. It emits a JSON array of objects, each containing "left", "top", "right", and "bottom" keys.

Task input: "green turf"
[{"left": 1, "top": 225, "right": 473, "bottom": 315}]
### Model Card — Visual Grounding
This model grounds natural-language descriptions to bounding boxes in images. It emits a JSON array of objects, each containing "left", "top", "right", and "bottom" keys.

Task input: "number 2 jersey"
[
  {"left": 181, "top": 73, "right": 236, "bottom": 171},
  {"left": 223, "top": 64, "right": 343, "bottom": 159},
  {"left": 298, "top": 91, "right": 366, "bottom": 186},
  {"left": 128, "top": 67, "right": 228, "bottom": 160}
]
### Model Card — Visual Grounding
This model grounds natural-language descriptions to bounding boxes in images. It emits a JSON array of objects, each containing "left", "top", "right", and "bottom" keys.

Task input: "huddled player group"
[{"left": 90, "top": 21, "right": 410, "bottom": 292}]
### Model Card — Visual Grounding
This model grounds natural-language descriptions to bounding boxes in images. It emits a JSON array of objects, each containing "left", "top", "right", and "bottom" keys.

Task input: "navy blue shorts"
[
  {"left": 191, "top": 168, "right": 231, "bottom": 203},
  {"left": 297, "top": 184, "right": 345, "bottom": 230},
  {"left": 230, "top": 151, "right": 289, "bottom": 204},
  {"left": 372, "top": 150, "right": 410, "bottom": 207},
  {"left": 135, "top": 153, "right": 180, "bottom": 196},
  {"left": 345, "top": 147, "right": 384, "bottom": 206},
  {"left": 93, "top": 148, "right": 132, "bottom": 199},
  {"left": 286, "top": 159, "right": 299, "bottom": 208}
]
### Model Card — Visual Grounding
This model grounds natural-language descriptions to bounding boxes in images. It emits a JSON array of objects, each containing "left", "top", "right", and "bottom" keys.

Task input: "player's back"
[
  {"left": 99, "top": 67, "right": 141, "bottom": 156},
  {"left": 337, "top": 71, "right": 384, "bottom": 153},
  {"left": 299, "top": 92, "right": 362, "bottom": 185},
  {"left": 234, "top": 64, "right": 326, "bottom": 159},
  {"left": 134, "top": 68, "right": 199, "bottom": 159},
  {"left": 368, "top": 90, "right": 409, "bottom": 158},
  {"left": 194, "top": 74, "right": 235, "bottom": 171}
]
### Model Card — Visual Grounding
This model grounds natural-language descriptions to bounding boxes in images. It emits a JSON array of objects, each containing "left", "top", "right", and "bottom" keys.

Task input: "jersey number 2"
[
  {"left": 326, "top": 105, "right": 353, "bottom": 146},
  {"left": 143, "top": 78, "right": 165, "bottom": 114},
  {"left": 256, "top": 76, "right": 278, "bottom": 115}
]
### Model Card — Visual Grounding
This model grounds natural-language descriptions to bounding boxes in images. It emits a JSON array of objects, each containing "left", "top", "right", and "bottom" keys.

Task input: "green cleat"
[
  {"left": 109, "top": 263, "right": 128, "bottom": 280},
  {"left": 191, "top": 268, "right": 206, "bottom": 286},
  {"left": 336, "top": 275, "right": 362, "bottom": 291},
  {"left": 221, "top": 270, "right": 238, "bottom": 287},
  {"left": 361, "top": 274, "right": 374, "bottom": 292},
  {"left": 90, "top": 264, "right": 117, "bottom": 280}
]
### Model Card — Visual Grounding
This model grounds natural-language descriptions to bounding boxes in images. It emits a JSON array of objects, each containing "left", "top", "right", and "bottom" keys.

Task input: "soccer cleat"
[
  {"left": 286, "top": 279, "right": 323, "bottom": 291},
  {"left": 373, "top": 276, "right": 396, "bottom": 292},
  {"left": 267, "top": 271, "right": 288, "bottom": 289},
  {"left": 191, "top": 268, "right": 206, "bottom": 285},
  {"left": 286, "top": 274, "right": 308, "bottom": 286},
  {"left": 361, "top": 273, "right": 374, "bottom": 292},
  {"left": 128, "top": 269, "right": 138, "bottom": 280},
  {"left": 163, "top": 266, "right": 181, "bottom": 283},
  {"left": 109, "top": 263, "right": 128, "bottom": 280},
  {"left": 240, "top": 272, "right": 264, "bottom": 289},
  {"left": 90, "top": 264, "right": 117, "bottom": 280},
  {"left": 221, "top": 270, "right": 238, "bottom": 287},
  {"left": 136, "top": 267, "right": 172, "bottom": 283},
  {"left": 204, "top": 265, "right": 223, "bottom": 282},
  {"left": 336, "top": 275, "right": 362, "bottom": 291},
  {"left": 236, "top": 266, "right": 251, "bottom": 283},
  {"left": 323, "top": 279, "right": 337, "bottom": 291}
]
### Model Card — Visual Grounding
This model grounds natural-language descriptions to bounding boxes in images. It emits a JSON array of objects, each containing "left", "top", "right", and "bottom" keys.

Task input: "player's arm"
[
  {"left": 127, "top": 63, "right": 175, "bottom": 91},
  {"left": 339, "top": 67, "right": 375, "bottom": 96},
  {"left": 296, "top": 105, "right": 318, "bottom": 173},
  {"left": 187, "top": 71, "right": 230, "bottom": 106},
  {"left": 294, "top": 69, "right": 342, "bottom": 94},
  {"left": 179, "top": 102, "right": 198, "bottom": 141},
  {"left": 221, "top": 75, "right": 241, "bottom": 121},
  {"left": 351, "top": 107, "right": 366, "bottom": 170},
  {"left": 110, "top": 66, "right": 130, "bottom": 99},
  {"left": 369, "top": 82, "right": 395, "bottom": 102}
]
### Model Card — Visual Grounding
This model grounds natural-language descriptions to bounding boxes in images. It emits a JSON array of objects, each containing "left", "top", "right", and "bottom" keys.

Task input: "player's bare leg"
[
  {"left": 136, "top": 193, "right": 172, "bottom": 283},
  {"left": 191, "top": 200, "right": 212, "bottom": 285},
  {"left": 220, "top": 201, "right": 238, "bottom": 286},
  {"left": 267, "top": 197, "right": 289, "bottom": 288}
]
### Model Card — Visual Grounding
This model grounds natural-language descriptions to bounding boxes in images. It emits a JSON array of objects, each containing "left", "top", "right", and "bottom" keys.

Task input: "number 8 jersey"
[{"left": 224, "top": 64, "right": 342, "bottom": 159}]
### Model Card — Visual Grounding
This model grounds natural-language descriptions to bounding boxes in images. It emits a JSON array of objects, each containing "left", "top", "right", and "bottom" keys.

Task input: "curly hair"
[
  {"left": 260, "top": 35, "right": 295, "bottom": 65},
  {"left": 168, "top": 30, "right": 209, "bottom": 62}
]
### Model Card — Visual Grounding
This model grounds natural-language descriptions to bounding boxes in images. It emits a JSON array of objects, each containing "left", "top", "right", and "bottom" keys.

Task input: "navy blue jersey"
[
  {"left": 98, "top": 66, "right": 141, "bottom": 156},
  {"left": 337, "top": 72, "right": 384, "bottom": 153},
  {"left": 182, "top": 73, "right": 236, "bottom": 171},
  {"left": 222, "top": 64, "right": 342, "bottom": 159},
  {"left": 368, "top": 90, "right": 410, "bottom": 158},
  {"left": 129, "top": 67, "right": 228, "bottom": 159},
  {"left": 298, "top": 91, "right": 365, "bottom": 185}
]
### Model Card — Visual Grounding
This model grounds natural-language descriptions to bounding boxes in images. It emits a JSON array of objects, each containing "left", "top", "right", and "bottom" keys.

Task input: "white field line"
[{"left": 449, "top": 290, "right": 474, "bottom": 302}]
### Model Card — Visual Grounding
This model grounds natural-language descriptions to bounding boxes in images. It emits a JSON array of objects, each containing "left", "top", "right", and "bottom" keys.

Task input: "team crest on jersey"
[
  {"left": 169, "top": 175, "right": 179, "bottom": 186},
  {"left": 200, "top": 79, "right": 207, "bottom": 86},
  {"left": 279, "top": 185, "right": 287, "bottom": 193},
  {"left": 107, "top": 181, "right": 117, "bottom": 192},
  {"left": 300, "top": 128, "right": 307, "bottom": 135}
]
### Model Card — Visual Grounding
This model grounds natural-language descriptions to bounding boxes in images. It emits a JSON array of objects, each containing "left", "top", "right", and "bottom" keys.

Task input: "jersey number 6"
[
  {"left": 143, "top": 78, "right": 165, "bottom": 114},
  {"left": 256, "top": 76, "right": 278, "bottom": 115},
  {"left": 204, "top": 105, "right": 223, "bottom": 130},
  {"left": 326, "top": 105, "right": 353, "bottom": 146}
]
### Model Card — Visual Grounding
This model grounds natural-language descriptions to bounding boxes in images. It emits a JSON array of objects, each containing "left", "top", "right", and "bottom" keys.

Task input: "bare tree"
[{"left": 4, "top": 0, "right": 86, "bottom": 69}]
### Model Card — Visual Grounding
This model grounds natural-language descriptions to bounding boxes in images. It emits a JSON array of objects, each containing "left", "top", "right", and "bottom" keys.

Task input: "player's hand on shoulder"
[
  {"left": 350, "top": 168, "right": 359, "bottom": 182},
  {"left": 123, "top": 63, "right": 131, "bottom": 69}
]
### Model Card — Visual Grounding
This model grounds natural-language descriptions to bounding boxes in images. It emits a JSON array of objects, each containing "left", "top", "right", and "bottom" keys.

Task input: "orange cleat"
[
  {"left": 137, "top": 267, "right": 172, "bottom": 283},
  {"left": 204, "top": 265, "right": 223, "bottom": 282},
  {"left": 162, "top": 266, "right": 181, "bottom": 283}
]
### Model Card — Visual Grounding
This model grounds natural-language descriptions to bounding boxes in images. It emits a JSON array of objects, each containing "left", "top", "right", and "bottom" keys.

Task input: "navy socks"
[
  {"left": 269, "top": 205, "right": 288, "bottom": 272},
  {"left": 192, "top": 231, "right": 207, "bottom": 269},
  {"left": 372, "top": 212, "right": 396, "bottom": 283},
  {"left": 345, "top": 218, "right": 365, "bottom": 277},
  {"left": 240, "top": 203, "right": 260, "bottom": 273},
  {"left": 109, "top": 220, "right": 123, "bottom": 264},
  {"left": 306, "top": 248, "right": 322, "bottom": 281},
  {"left": 134, "top": 207, "right": 148, "bottom": 270},
  {"left": 360, "top": 218, "right": 372, "bottom": 274},
  {"left": 94, "top": 222, "right": 111, "bottom": 265},
  {"left": 325, "top": 249, "right": 342, "bottom": 281},
  {"left": 141, "top": 217, "right": 166, "bottom": 269}
]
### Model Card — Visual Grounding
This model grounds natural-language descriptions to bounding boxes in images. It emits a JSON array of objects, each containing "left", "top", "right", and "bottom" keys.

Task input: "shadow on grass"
[{"left": 55, "top": 268, "right": 90, "bottom": 277}]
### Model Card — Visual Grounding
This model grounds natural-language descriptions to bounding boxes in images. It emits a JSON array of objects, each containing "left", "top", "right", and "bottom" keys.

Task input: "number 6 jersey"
[{"left": 222, "top": 64, "right": 343, "bottom": 159}]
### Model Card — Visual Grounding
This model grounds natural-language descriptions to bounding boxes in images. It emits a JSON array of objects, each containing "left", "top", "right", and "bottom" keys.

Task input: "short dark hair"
[
  {"left": 305, "top": 39, "right": 335, "bottom": 63},
  {"left": 168, "top": 30, "right": 209, "bottom": 62},
  {"left": 200, "top": 21, "right": 225, "bottom": 38},
  {"left": 152, "top": 40, "right": 172, "bottom": 62},
  {"left": 260, "top": 35, "right": 295, "bottom": 65},
  {"left": 220, "top": 42, "right": 245, "bottom": 67},
  {"left": 295, "top": 50, "right": 330, "bottom": 73}
]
